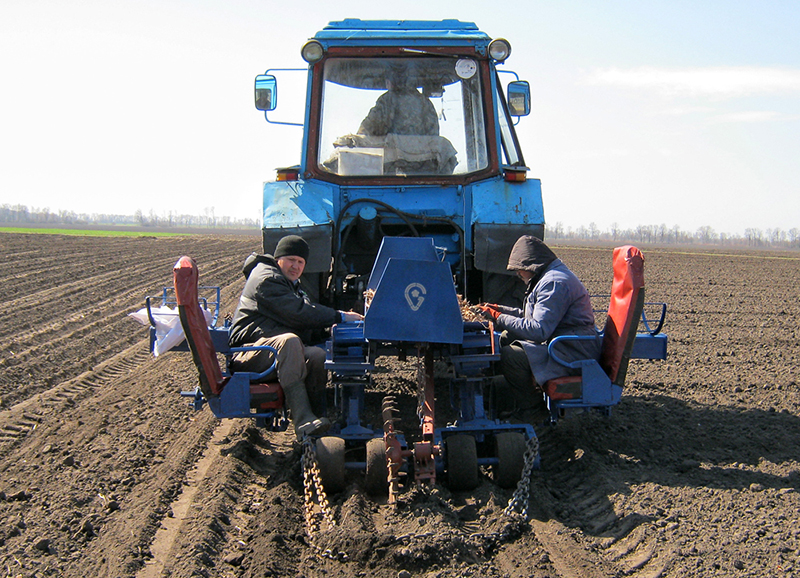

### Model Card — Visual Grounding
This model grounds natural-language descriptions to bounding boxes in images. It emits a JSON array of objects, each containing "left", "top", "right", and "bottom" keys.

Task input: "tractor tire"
[
  {"left": 315, "top": 436, "right": 346, "bottom": 494},
  {"left": 445, "top": 434, "right": 478, "bottom": 491},
  {"left": 364, "top": 438, "right": 388, "bottom": 496},
  {"left": 493, "top": 432, "right": 526, "bottom": 488}
]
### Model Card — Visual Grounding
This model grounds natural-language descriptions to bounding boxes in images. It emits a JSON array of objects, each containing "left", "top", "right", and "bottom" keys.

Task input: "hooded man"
[
  {"left": 477, "top": 235, "right": 601, "bottom": 409},
  {"left": 228, "top": 235, "right": 362, "bottom": 439}
]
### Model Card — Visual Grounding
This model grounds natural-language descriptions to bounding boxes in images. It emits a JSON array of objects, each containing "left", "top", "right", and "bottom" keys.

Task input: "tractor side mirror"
[
  {"left": 507, "top": 80, "right": 530, "bottom": 117},
  {"left": 255, "top": 74, "right": 277, "bottom": 111}
]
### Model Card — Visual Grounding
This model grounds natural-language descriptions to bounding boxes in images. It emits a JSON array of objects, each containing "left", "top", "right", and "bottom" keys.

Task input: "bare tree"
[{"left": 696, "top": 225, "right": 717, "bottom": 244}]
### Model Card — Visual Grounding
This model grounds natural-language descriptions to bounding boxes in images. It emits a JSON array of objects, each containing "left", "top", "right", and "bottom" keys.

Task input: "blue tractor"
[
  {"left": 251, "top": 20, "right": 543, "bottom": 499},
  {"left": 255, "top": 19, "right": 542, "bottom": 310}
]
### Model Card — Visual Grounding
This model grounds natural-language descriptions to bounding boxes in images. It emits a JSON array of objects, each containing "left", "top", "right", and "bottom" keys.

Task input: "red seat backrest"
[
  {"left": 173, "top": 256, "right": 228, "bottom": 396},
  {"left": 600, "top": 246, "right": 645, "bottom": 386}
]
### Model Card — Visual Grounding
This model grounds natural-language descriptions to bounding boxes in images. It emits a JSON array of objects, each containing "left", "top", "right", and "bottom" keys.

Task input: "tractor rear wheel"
[
  {"left": 493, "top": 432, "right": 526, "bottom": 488},
  {"left": 445, "top": 434, "right": 478, "bottom": 491},
  {"left": 365, "top": 438, "right": 388, "bottom": 496},
  {"left": 315, "top": 436, "right": 346, "bottom": 494}
]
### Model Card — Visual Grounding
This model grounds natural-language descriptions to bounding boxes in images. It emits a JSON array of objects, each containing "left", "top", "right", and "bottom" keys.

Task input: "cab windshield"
[{"left": 318, "top": 57, "right": 488, "bottom": 177}]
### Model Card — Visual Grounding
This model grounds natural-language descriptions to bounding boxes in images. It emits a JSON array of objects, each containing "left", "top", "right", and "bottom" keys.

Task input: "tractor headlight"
[
  {"left": 301, "top": 40, "right": 325, "bottom": 63},
  {"left": 488, "top": 38, "right": 511, "bottom": 62}
]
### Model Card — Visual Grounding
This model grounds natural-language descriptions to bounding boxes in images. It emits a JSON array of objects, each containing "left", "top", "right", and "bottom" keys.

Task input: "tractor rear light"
[
  {"left": 503, "top": 167, "right": 527, "bottom": 182},
  {"left": 276, "top": 167, "right": 299, "bottom": 181}
]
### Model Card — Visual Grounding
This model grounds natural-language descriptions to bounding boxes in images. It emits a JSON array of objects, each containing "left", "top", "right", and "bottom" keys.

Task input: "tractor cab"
[{"left": 255, "top": 19, "right": 541, "bottom": 311}]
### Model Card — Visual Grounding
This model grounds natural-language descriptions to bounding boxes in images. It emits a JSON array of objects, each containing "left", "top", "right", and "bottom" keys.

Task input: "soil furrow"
[{"left": 2, "top": 233, "right": 799, "bottom": 578}]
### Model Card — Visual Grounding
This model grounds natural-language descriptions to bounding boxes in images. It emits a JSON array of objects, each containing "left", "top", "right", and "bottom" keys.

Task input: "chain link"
[
  {"left": 503, "top": 434, "right": 539, "bottom": 520},
  {"left": 302, "top": 441, "right": 349, "bottom": 561}
]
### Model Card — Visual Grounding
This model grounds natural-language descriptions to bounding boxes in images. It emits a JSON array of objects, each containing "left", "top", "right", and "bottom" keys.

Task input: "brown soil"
[{"left": 1, "top": 232, "right": 799, "bottom": 578}]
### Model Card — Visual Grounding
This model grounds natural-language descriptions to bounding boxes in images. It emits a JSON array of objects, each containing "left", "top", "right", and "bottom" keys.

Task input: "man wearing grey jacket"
[
  {"left": 229, "top": 235, "right": 362, "bottom": 439},
  {"left": 477, "top": 235, "right": 601, "bottom": 410}
]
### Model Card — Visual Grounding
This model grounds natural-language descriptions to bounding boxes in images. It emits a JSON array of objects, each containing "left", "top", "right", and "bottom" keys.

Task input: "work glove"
[
  {"left": 476, "top": 304, "right": 500, "bottom": 321},
  {"left": 340, "top": 310, "right": 364, "bottom": 322}
]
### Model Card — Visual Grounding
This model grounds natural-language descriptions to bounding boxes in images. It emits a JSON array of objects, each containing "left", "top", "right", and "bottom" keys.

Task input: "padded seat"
[
  {"left": 173, "top": 255, "right": 285, "bottom": 419},
  {"left": 249, "top": 383, "right": 284, "bottom": 410},
  {"left": 541, "top": 245, "right": 645, "bottom": 420},
  {"left": 541, "top": 375, "right": 582, "bottom": 400}
]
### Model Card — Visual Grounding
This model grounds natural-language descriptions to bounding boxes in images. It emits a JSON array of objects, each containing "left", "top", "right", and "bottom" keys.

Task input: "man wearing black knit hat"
[{"left": 229, "top": 235, "right": 362, "bottom": 439}]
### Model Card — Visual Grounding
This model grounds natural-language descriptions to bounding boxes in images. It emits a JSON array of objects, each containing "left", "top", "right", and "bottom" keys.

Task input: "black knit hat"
[{"left": 273, "top": 235, "right": 309, "bottom": 261}]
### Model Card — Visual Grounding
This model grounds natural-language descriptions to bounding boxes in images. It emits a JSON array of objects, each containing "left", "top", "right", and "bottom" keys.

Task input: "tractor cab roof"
[{"left": 312, "top": 19, "right": 492, "bottom": 52}]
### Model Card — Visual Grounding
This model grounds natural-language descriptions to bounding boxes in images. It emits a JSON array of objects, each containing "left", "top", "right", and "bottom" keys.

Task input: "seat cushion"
[
  {"left": 249, "top": 382, "right": 284, "bottom": 410},
  {"left": 542, "top": 375, "right": 583, "bottom": 400}
]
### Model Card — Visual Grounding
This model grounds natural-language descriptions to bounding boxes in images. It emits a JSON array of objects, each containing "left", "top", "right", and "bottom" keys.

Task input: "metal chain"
[
  {"left": 415, "top": 353, "right": 425, "bottom": 422},
  {"left": 302, "top": 441, "right": 349, "bottom": 561},
  {"left": 503, "top": 434, "right": 539, "bottom": 520}
]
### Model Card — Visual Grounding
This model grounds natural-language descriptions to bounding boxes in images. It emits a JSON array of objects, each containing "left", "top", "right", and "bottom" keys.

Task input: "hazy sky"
[{"left": 1, "top": 0, "right": 798, "bottom": 235}]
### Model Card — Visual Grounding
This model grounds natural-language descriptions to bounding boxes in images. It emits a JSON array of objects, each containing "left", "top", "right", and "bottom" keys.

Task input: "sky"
[{"left": 1, "top": 0, "right": 798, "bottom": 236}]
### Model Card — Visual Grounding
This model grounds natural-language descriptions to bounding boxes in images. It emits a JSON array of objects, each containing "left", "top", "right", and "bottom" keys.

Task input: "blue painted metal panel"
[
  {"left": 631, "top": 333, "right": 668, "bottom": 360},
  {"left": 207, "top": 374, "right": 251, "bottom": 418},
  {"left": 262, "top": 179, "right": 335, "bottom": 228},
  {"left": 366, "top": 237, "right": 439, "bottom": 292},
  {"left": 314, "top": 20, "right": 490, "bottom": 51},
  {"left": 323, "top": 19, "right": 481, "bottom": 32},
  {"left": 471, "top": 176, "right": 544, "bottom": 226},
  {"left": 335, "top": 185, "right": 465, "bottom": 217},
  {"left": 364, "top": 258, "right": 463, "bottom": 344}
]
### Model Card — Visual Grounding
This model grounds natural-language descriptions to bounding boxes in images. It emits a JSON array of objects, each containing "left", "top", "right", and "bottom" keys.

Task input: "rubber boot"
[{"left": 282, "top": 380, "right": 331, "bottom": 440}]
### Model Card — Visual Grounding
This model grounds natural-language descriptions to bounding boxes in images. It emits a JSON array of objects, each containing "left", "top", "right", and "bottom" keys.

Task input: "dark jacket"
[
  {"left": 228, "top": 254, "right": 341, "bottom": 347},
  {"left": 496, "top": 240, "right": 601, "bottom": 384}
]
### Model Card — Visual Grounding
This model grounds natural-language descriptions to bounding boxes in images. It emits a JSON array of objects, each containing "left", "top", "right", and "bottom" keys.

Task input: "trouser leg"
[
  {"left": 304, "top": 345, "right": 328, "bottom": 417},
  {"left": 230, "top": 333, "right": 307, "bottom": 385},
  {"left": 232, "top": 334, "right": 329, "bottom": 438},
  {"left": 499, "top": 341, "right": 538, "bottom": 409}
]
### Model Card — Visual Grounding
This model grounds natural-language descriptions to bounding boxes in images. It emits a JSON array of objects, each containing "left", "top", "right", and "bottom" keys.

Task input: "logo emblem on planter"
[{"left": 404, "top": 283, "right": 426, "bottom": 311}]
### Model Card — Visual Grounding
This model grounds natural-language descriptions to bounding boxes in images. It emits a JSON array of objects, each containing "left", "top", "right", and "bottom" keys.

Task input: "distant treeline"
[
  {"left": 543, "top": 222, "right": 799, "bottom": 249},
  {"left": 2, "top": 204, "right": 797, "bottom": 249},
  {"left": 0, "top": 204, "right": 259, "bottom": 229}
]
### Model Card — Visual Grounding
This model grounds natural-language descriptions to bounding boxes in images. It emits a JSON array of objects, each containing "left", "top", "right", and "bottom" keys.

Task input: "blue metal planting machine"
[{"left": 142, "top": 240, "right": 667, "bottom": 501}]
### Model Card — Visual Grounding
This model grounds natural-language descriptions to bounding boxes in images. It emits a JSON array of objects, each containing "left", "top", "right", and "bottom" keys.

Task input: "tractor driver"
[
  {"left": 357, "top": 68, "right": 439, "bottom": 137},
  {"left": 228, "top": 235, "right": 363, "bottom": 439},
  {"left": 476, "top": 235, "right": 601, "bottom": 413}
]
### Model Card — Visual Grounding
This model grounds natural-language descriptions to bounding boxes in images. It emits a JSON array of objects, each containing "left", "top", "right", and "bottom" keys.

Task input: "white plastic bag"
[{"left": 128, "top": 305, "right": 213, "bottom": 357}]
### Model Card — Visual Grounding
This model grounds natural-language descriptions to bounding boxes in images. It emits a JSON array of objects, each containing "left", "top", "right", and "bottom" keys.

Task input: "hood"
[
  {"left": 506, "top": 235, "right": 558, "bottom": 276},
  {"left": 241, "top": 253, "right": 276, "bottom": 279}
]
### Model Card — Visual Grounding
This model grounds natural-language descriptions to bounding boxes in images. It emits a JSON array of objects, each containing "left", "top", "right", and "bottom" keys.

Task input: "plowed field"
[{"left": 1, "top": 232, "right": 799, "bottom": 578}]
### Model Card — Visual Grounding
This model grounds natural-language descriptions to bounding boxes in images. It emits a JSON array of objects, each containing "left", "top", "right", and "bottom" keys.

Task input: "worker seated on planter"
[
  {"left": 477, "top": 235, "right": 601, "bottom": 413},
  {"left": 228, "top": 235, "right": 363, "bottom": 439}
]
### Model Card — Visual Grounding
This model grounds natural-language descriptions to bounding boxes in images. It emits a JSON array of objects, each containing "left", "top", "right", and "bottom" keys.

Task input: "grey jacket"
[
  {"left": 228, "top": 254, "right": 341, "bottom": 347},
  {"left": 358, "top": 89, "right": 439, "bottom": 137},
  {"left": 496, "top": 259, "right": 601, "bottom": 385}
]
